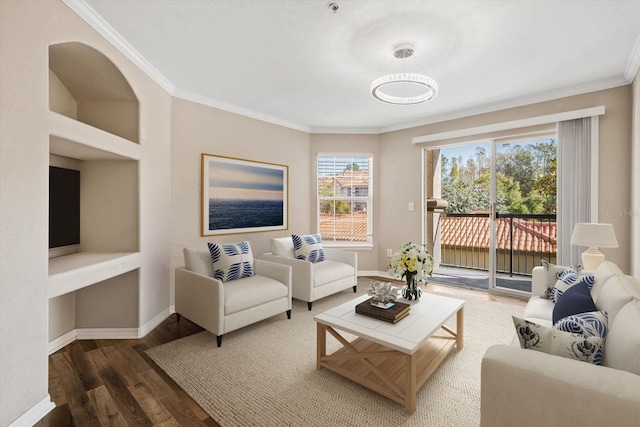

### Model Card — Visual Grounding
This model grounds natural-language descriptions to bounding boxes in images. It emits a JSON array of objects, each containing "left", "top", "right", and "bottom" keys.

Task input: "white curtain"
[{"left": 557, "top": 118, "right": 592, "bottom": 266}]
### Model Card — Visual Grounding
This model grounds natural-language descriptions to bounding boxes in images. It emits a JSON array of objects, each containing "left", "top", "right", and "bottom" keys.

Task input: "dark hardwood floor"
[
  {"left": 37, "top": 315, "right": 217, "bottom": 427},
  {"left": 37, "top": 280, "right": 524, "bottom": 426}
]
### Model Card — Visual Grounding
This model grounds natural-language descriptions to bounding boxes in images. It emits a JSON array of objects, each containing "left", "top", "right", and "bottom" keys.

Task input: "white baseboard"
[
  {"left": 359, "top": 270, "right": 395, "bottom": 279},
  {"left": 8, "top": 394, "right": 55, "bottom": 427},
  {"left": 48, "top": 308, "right": 175, "bottom": 353},
  {"left": 48, "top": 330, "right": 77, "bottom": 355},
  {"left": 139, "top": 307, "right": 172, "bottom": 337},
  {"left": 75, "top": 327, "right": 139, "bottom": 340}
]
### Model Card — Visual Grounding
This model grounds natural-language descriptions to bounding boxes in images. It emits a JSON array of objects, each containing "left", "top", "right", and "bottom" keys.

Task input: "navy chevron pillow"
[
  {"left": 554, "top": 311, "right": 608, "bottom": 365},
  {"left": 207, "top": 241, "right": 254, "bottom": 282},
  {"left": 292, "top": 233, "right": 325, "bottom": 263}
]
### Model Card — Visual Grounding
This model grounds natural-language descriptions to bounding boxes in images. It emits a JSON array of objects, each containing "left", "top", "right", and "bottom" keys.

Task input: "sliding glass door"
[
  {"left": 424, "top": 133, "right": 557, "bottom": 295},
  {"left": 491, "top": 136, "right": 557, "bottom": 294}
]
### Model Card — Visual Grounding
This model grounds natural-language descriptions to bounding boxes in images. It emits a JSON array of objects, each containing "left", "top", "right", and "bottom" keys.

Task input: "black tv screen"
[{"left": 49, "top": 166, "right": 80, "bottom": 249}]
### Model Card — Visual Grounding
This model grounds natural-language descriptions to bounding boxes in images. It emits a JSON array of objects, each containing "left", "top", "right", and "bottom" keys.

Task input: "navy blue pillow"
[{"left": 552, "top": 280, "right": 596, "bottom": 324}]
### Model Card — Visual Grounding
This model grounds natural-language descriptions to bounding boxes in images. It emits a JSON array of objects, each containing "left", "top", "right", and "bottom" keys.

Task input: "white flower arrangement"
[{"left": 387, "top": 242, "right": 434, "bottom": 284}]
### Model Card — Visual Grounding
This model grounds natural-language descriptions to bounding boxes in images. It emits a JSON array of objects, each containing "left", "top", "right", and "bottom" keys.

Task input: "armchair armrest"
[
  {"left": 253, "top": 259, "right": 292, "bottom": 297},
  {"left": 260, "top": 253, "right": 313, "bottom": 301},
  {"left": 481, "top": 345, "right": 640, "bottom": 427},
  {"left": 324, "top": 248, "right": 357, "bottom": 270},
  {"left": 175, "top": 267, "right": 225, "bottom": 335},
  {"left": 531, "top": 266, "right": 548, "bottom": 297}
]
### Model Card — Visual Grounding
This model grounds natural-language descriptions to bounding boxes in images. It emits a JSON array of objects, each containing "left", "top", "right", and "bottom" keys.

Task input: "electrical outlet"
[
  {"left": 386, "top": 248, "right": 392, "bottom": 257},
  {"left": 408, "top": 202, "right": 415, "bottom": 211}
]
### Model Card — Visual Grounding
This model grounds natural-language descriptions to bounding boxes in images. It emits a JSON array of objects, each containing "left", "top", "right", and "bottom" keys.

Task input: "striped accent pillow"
[
  {"left": 207, "top": 241, "right": 254, "bottom": 282},
  {"left": 292, "top": 234, "right": 325, "bottom": 263}
]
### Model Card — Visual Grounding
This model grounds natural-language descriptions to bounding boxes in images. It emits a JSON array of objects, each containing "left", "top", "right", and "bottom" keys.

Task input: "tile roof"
[
  {"left": 440, "top": 215, "right": 557, "bottom": 253},
  {"left": 319, "top": 211, "right": 368, "bottom": 241}
]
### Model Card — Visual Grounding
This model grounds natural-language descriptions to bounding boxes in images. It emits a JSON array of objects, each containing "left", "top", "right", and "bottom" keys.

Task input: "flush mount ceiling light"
[{"left": 371, "top": 43, "right": 438, "bottom": 105}]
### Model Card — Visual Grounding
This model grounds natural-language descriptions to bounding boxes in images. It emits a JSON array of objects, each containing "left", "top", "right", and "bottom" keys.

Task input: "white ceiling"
[{"left": 71, "top": 0, "right": 640, "bottom": 134}]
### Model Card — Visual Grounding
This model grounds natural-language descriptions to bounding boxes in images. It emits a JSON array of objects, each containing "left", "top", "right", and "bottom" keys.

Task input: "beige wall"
[
  {"left": 1, "top": 1, "right": 637, "bottom": 425},
  {"left": 170, "top": 97, "right": 310, "bottom": 305},
  {"left": 309, "top": 133, "right": 381, "bottom": 271},
  {"left": 633, "top": 69, "right": 640, "bottom": 277},
  {"left": 0, "top": 2, "right": 171, "bottom": 425},
  {"left": 379, "top": 86, "right": 634, "bottom": 273}
]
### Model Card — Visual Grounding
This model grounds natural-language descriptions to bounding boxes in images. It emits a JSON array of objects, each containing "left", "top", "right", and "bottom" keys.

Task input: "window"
[{"left": 317, "top": 154, "right": 373, "bottom": 246}]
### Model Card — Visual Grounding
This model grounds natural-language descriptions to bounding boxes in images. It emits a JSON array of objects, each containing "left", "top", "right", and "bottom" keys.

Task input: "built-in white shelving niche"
[{"left": 47, "top": 41, "right": 142, "bottom": 342}]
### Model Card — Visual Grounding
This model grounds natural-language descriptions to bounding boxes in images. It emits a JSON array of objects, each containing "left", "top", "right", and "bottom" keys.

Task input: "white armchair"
[
  {"left": 175, "top": 247, "right": 292, "bottom": 347},
  {"left": 260, "top": 237, "right": 357, "bottom": 310}
]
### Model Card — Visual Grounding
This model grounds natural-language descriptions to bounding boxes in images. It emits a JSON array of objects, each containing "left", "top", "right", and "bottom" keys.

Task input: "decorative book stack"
[{"left": 355, "top": 298, "right": 410, "bottom": 324}]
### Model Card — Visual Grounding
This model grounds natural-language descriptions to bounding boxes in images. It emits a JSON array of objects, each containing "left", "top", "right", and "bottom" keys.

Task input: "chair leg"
[
  {"left": 216, "top": 335, "right": 223, "bottom": 347},
  {"left": 286, "top": 309, "right": 291, "bottom": 319},
  {"left": 307, "top": 302, "right": 312, "bottom": 311},
  {"left": 352, "top": 285, "right": 357, "bottom": 293},
  {"left": 176, "top": 313, "right": 181, "bottom": 322}
]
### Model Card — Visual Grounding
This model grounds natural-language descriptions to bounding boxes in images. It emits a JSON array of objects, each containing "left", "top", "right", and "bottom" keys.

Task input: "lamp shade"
[{"left": 570, "top": 223, "right": 619, "bottom": 248}]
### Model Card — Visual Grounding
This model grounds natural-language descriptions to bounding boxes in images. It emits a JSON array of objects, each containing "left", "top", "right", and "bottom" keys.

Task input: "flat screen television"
[{"left": 49, "top": 166, "right": 80, "bottom": 249}]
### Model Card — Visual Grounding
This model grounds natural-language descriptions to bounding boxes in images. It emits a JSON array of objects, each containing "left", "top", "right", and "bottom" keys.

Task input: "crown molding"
[
  {"left": 173, "top": 89, "right": 311, "bottom": 133},
  {"left": 62, "top": 0, "right": 638, "bottom": 137},
  {"left": 624, "top": 33, "right": 640, "bottom": 82},
  {"left": 309, "top": 127, "right": 381, "bottom": 135},
  {"left": 62, "top": 0, "right": 175, "bottom": 94},
  {"left": 379, "top": 75, "right": 629, "bottom": 134}
]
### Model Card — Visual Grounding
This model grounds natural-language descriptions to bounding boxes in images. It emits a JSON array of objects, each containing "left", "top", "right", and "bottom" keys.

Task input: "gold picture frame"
[{"left": 201, "top": 154, "right": 288, "bottom": 236}]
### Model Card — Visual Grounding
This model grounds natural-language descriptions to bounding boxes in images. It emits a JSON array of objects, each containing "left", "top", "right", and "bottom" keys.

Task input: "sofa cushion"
[
  {"left": 552, "top": 280, "right": 597, "bottom": 324},
  {"left": 313, "top": 260, "right": 354, "bottom": 287},
  {"left": 595, "top": 275, "right": 639, "bottom": 322},
  {"left": 603, "top": 299, "right": 640, "bottom": 374},
  {"left": 523, "top": 297, "right": 555, "bottom": 321},
  {"left": 551, "top": 270, "right": 594, "bottom": 304},
  {"left": 208, "top": 241, "right": 254, "bottom": 282},
  {"left": 554, "top": 311, "right": 608, "bottom": 365},
  {"left": 513, "top": 316, "right": 602, "bottom": 364},
  {"left": 292, "top": 233, "right": 325, "bottom": 262},
  {"left": 591, "top": 260, "right": 624, "bottom": 301},
  {"left": 271, "top": 237, "right": 295, "bottom": 259},
  {"left": 223, "top": 275, "right": 288, "bottom": 315}
]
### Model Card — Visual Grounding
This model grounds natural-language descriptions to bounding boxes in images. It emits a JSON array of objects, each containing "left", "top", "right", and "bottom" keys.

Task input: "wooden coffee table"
[{"left": 314, "top": 293, "right": 464, "bottom": 414}]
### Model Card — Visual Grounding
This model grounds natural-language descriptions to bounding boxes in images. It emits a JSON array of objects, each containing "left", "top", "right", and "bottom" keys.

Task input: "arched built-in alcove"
[
  {"left": 49, "top": 42, "right": 139, "bottom": 142},
  {"left": 47, "top": 42, "right": 142, "bottom": 348}
]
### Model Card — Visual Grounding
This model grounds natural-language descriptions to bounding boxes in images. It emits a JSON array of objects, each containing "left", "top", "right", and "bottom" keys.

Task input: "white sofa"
[
  {"left": 260, "top": 237, "right": 357, "bottom": 310},
  {"left": 175, "top": 247, "right": 292, "bottom": 347},
  {"left": 481, "top": 261, "right": 640, "bottom": 426}
]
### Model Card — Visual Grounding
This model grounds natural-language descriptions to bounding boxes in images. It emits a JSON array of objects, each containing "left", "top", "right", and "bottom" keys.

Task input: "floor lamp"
[{"left": 570, "top": 223, "right": 619, "bottom": 271}]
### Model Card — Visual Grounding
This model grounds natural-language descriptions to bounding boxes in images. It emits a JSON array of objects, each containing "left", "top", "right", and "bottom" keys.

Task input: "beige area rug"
[{"left": 147, "top": 279, "right": 524, "bottom": 426}]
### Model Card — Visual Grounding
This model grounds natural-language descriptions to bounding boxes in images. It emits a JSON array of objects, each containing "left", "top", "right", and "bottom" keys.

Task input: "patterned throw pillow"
[
  {"left": 207, "top": 241, "right": 254, "bottom": 282},
  {"left": 554, "top": 311, "right": 608, "bottom": 365},
  {"left": 551, "top": 280, "right": 597, "bottom": 324},
  {"left": 551, "top": 269, "right": 594, "bottom": 303},
  {"left": 292, "top": 234, "right": 325, "bottom": 263},
  {"left": 540, "top": 260, "right": 580, "bottom": 299},
  {"left": 513, "top": 316, "right": 603, "bottom": 364}
]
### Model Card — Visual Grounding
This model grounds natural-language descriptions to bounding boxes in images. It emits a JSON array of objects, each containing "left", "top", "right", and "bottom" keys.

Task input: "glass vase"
[{"left": 402, "top": 273, "right": 422, "bottom": 301}]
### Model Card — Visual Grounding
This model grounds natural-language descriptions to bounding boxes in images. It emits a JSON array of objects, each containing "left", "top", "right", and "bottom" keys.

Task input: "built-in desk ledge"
[{"left": 48, "top": 252, "right": 141, "bottom": 299}]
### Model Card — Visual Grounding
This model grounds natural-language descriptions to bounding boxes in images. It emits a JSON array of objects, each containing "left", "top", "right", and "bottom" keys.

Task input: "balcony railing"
[{"left": 439, "top": 213, "right": 557, "bottom": 277}]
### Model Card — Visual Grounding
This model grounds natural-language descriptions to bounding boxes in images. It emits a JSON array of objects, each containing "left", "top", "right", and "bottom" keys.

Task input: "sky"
[
  {"left": 208, "top": 159, "right": 284, "bottom": 201},
  {"left": 441, "top": 142, "right": 489, "bottom": 163}
]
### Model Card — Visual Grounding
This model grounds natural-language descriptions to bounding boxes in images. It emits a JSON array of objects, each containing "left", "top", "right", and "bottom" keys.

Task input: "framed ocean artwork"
[{"left": 201, "top": 154, "right": 288, "bottom": 236}]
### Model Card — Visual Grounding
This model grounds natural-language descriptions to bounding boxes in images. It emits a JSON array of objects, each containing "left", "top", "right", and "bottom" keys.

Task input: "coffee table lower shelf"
[{"left": 316, "top": 323, "right": 460, "bottom": 414}]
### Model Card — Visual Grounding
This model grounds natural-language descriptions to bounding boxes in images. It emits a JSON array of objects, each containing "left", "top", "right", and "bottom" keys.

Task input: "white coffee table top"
[{"left": 314, "top": 293, "right": 464, "bottom": 354}]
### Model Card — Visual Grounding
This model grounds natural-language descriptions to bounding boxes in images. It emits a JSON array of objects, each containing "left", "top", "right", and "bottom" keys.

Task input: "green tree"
[{"left": 318, "top": 178, "right": 352, "bottom": 214}]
